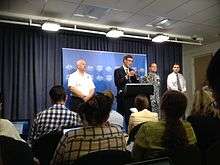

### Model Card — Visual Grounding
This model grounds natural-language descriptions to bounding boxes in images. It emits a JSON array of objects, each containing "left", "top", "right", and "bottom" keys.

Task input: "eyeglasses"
[{"left": 126, "top": 59, "right": 133, "bottom": 62}]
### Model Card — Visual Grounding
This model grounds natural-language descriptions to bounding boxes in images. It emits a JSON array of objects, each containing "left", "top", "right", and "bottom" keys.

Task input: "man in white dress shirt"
[
  {"left": 68, "top": 59, "right": 95, "bottom": 112},
  {"left": 167, "top": 64, "right": 186, "bottom": 93}
]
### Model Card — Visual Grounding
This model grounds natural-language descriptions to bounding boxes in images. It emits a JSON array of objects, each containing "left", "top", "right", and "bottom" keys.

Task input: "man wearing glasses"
[{"left": 114, "top": 55, "right": 139, "bottom": 127}]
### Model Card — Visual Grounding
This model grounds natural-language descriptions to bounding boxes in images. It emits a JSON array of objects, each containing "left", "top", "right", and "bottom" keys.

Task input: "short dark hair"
[
  {"left": 161, "top": 90, "right": 187, "bottom": 120},
  {"left": 207, "top": 49, "right": 220, "bottom": 105},
  {"left": 79, "top": 93, "right": 113, "bottom": 125},
  {"left": 134, "top": 95, "right": 149, "bottom": 111},
  {"left": 123, "top": 54, "right": 133, "bottom": 62},
  {"left": 49, "top": 85, "right": 66, "bottom": 103}
]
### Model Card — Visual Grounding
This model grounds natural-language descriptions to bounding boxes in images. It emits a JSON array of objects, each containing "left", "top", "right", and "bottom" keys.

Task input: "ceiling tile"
[
  {"left": 5, "top": 0, "right": 45, "bottom": 15},
  {"left": 62, "top": 0, "right": 83, "bottom": 3},
  {"left": 203, "top": 17, "right": 220, "bottom": 27},
  {"left": 43, "top": 0, "right": 79, "bottom": 19},
  {"left": 138, "top": 0, "right": 189, "bottom": 17},
  {"left": 99, "top": 10, "right": 134, "bottom": 26},
  {"left": 124, "top": 13, "right": 155, "bottom": 29},
  {"left": 183, "top": 3, "right": 220, "bottom": 24},
  {"left": 0, "top": 1, "right": 9, "bottom": 11},
  {"left": 83, "top": 0, "right": 155, "bottom": 12},
  {"left": 167, "top": 0, "right": 219, "bottom": 20}
]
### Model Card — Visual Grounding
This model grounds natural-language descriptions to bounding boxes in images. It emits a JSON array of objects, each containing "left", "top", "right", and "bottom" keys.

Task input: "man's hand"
[
  {"left": 128, "top": 70, "right": 135, "bottom": 77},
  {"left": 83, "top": 96, "right": 90, "bottom": 102}
]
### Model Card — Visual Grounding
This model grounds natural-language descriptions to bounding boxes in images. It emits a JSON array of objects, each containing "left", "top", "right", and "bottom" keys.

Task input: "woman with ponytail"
[{"left": 133, "top": 90, "right": 197, "bottom": 160}]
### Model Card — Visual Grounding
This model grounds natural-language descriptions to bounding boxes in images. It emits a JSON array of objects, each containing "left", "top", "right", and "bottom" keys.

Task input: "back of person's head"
[
  {"left": 160, "top": 90, "right": 188, "bottom": 150},
  {"left": 134, "top": 95, "right": 149, "bottom": 111},
  {"left": 207, "top": 49, "right": 220, "bottom": 106},
  {"left": 79, "top": 93, "right": 113, "bottom": 126},
  {"left": 161, "top": 90, "right": 187, "bottom": 120},
  {"left": 49, "top": 85, "right": 66, "bottom": 104},
  {"left": 103, "top": 90, "right": 114, "bottom": 102}
]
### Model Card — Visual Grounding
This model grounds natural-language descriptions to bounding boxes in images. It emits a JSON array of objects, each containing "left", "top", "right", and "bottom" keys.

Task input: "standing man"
[
  {"left": 68, "top": 59, "right": 95, "bottom": 112},
  {"left": 142, "top": 63, "right": 160, "bottom": 114},
  {"left": 167, "top": 64, "right": 186, "bottom": 93},
  {"left": 114, "top": 55, "right": 139, "bottom": 127}
]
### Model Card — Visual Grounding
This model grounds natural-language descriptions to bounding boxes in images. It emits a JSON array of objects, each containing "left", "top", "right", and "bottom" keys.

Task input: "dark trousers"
[
  {"left": 69, "top": 96, "right": 84, "bottom": 112},
  {"left": 116, "top": 94, "right": 133, "bottom": 132}
]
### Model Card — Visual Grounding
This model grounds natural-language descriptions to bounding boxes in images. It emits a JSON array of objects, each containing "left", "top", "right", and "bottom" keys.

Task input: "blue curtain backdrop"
[{"left": 0, "top": 23, "right": 182, "bottom": 121}]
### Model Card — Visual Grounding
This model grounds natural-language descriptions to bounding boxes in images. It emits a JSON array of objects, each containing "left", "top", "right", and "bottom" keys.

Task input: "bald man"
[{"left": 68, "top": 59, "right": 95, "bottom": 112}]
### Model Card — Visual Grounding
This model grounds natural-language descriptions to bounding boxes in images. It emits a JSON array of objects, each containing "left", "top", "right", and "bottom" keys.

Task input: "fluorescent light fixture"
[
  {"left": 73, "top": 14, "right": 85, "bottom": 17},
  {"left": 145, "top": 24, "right": 153, "bottom": 27},
  {"left": 152, "top": 34, "right": 169, "bottom": 43},
  {"left": 87, "top": 15, "right": 98, "bottom": 19},
  {"left": 159, "top": 19, "right": 169, "bottom": 24},
  {"left": 42, "top": 22, "right": 60, "bottom": 31},
  {"left": 106, "top": 29, "right": 124, "bottom": 38}
]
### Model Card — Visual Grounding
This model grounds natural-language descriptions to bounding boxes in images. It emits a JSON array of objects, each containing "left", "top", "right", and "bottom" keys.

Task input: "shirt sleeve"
[
  {"left": 167, "top": 74, "right": 173, "bottom": 90},
  {"left": 134, "top": 124, "right": 149, "bottom": 149},
  {"left": 88, "top": 74, "right": 95, "bottom": 89},
  {"left": 68, "top": 74, "right": 76, "bottom": 87},
  {"left": 181, "top": 75, "right": 186, "bottom": 92}
]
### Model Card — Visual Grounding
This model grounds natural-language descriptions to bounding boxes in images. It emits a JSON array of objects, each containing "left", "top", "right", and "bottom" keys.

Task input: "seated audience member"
[
  {"left": 128, "top": 94, "right": 158, "bottom": 133},
  {"left": 51, "top": 93, "right": 127, "bottom": 165},
  {"left": 133, "top": 90, "right": 196, "bottom": 160},
  {"left": 0, "top": 118, "right": 25, "bottom": 142},
  {"left": 191, "top": 80, "right": 214, "bottom": 114},
  {"left": 0, "top": 93, "right": 24, "bottom": 142},
  {"left": 28, "top": 85, "right": 81, "bottom": 145},
  {"left": 187, "top": 49, "right": 220, "bottom": 151},
  {"left": 104, "top": 91, "right": 125, "bottom": 129}
]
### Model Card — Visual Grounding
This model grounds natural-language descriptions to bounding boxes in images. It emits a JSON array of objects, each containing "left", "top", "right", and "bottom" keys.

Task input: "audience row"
[{"left": 0, "top": 48, "right": 220, "bottom": 165}]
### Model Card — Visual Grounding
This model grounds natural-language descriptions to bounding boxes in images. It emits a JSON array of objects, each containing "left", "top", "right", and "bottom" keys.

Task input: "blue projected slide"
[{"left": 62, "top": 48, "right": 147, "bottom": 110}]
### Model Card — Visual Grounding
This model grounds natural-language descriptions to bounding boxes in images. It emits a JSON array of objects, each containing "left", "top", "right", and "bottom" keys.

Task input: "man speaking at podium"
[{"left": 114, "top": 54, "right": 139, "bottom": 126}]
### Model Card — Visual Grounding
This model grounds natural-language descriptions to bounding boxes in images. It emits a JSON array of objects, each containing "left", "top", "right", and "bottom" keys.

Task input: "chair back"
[
  {"left": 206, "top": 140, "right": 220, "bottom": 165},
  {"left": 125, "top": 157, "right": 171, "bottom": 165},
  {"left": 73, "top": 150, "right": 132, "bottom": 165},
  {"left": 0, "top": 135, "right": 34, "bottom": 165},
  {"left": 32, "top": 130, "right": 63, "bottom": 165},
  {"left": 169, "top": 145, "right": 202, "bottom": 165}
]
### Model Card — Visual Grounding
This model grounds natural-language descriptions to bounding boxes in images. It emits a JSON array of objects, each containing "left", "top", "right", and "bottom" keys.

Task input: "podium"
[
  {"left": 122, "top": 83, "right": 154, "bottom": 130},
  {"left": 124, "top": 83, "right": 154, "bottom": 97}
]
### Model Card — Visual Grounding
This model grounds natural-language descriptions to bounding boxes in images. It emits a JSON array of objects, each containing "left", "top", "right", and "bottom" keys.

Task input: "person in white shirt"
[
  {"left": 68, "top": 59, "right": 95, "bottom": 112},
  {"left": 167, "top": 64, "right": 186, "bottom": 93}
]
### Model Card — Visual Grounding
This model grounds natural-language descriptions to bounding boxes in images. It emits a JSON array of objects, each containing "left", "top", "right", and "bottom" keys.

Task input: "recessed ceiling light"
[
  {"left": 145, "top": 24, "right": 153, "bottom": 27},
  {"left": 87, "top": 15, "right": 98, "bottom": 19},
  {"left": 159, "top": 19, "right": 169, "bottom": 24},
  {"left": 42, "top": 22, "right": 60, "bottom": 32},
  {"left": 73, "top": 14, "right": 85, "bottom": 17}
]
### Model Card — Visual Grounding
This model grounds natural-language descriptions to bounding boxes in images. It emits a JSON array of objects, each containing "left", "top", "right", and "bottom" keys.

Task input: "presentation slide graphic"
[{"left": 62, "top": 48, "right": 147, "bottom": 110}]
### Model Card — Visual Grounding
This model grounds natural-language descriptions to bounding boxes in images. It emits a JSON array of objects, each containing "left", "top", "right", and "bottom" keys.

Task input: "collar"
[{"left": 123, "top": 65, "right": 129, "bottom": 71}]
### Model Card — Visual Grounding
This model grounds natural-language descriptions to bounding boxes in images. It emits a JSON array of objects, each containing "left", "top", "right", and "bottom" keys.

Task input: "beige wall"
[{"left": 183, "top": 41, "right": 220, "bottom": 116}]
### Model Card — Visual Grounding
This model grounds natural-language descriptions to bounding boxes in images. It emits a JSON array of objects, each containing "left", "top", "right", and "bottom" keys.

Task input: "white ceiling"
[{"left": 0, "top": 0, "right": 220, "bottom": 44}]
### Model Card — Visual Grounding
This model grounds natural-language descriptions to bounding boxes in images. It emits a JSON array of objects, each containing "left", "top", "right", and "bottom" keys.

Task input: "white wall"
[{"left": 182, "top": 41, "right": 220, "bottom": 116}]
